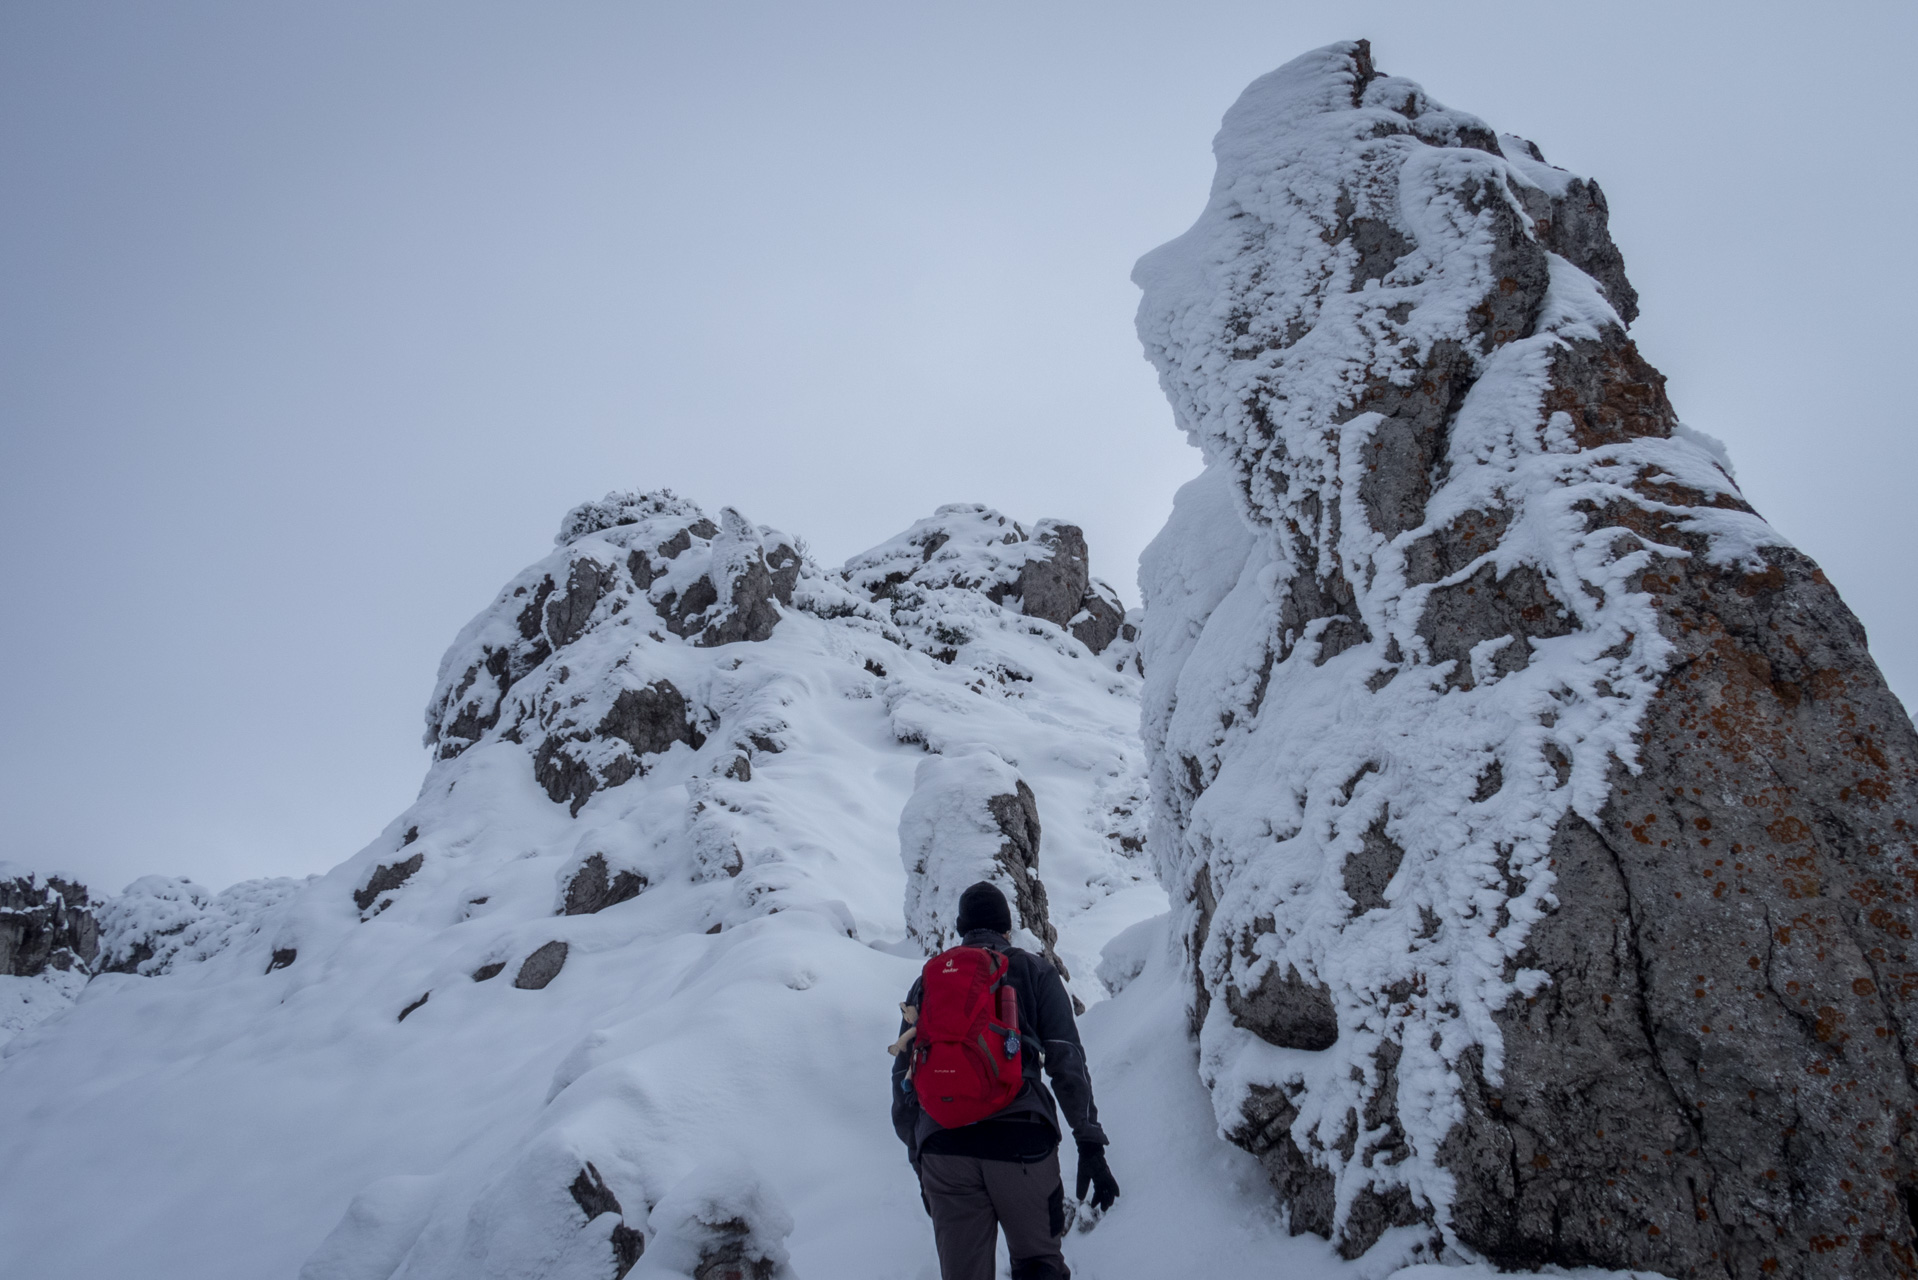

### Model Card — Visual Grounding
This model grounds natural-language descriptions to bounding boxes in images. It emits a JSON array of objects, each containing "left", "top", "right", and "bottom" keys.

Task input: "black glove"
[{"left": 1075, "top": 1140, "right": 1120, "bottom": 1211}]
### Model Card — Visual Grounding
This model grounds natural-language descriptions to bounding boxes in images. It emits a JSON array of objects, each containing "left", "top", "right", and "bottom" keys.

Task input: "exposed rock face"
[
  {"left": 561, "top": 854, "right": 647, "bottom": 916},
  {"left": 899, "top": 750, "right": 1067, "bottom": 977},
  {"left": 534, "top": 679, "right": 706, "bottom": 816},
  {"left": 1442, "top": 541, "right": 1918, "bottom": 1279},
  {"left": 1018, "top": 520, "right": 1090, "bottom": 629},
  {"left": 1071, "top": 579, "right": 1127, "bottom": 656},
  {"left": 426, "top": 491, "right": 799, "bottom": 811},
  {"left": 844, "top": 504, "right": 1131, "bottom": 657},
  {"left": 353, "top": 852, "right": 423, "bottom": 912},
  {"left": 568, "top": 1162, "right": 644, "bottom": 1278},
  {"left": 1134, "top": 39, "right": 1918, "bottom": 1277},
  {"left": 0, "top": 869, "right": 99, "bottom": 977}
]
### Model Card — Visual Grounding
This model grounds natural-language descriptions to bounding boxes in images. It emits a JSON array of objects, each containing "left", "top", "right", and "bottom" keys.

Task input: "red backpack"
[{"left": 909, "top": 946, "right": 1024, "bottom": 1128}]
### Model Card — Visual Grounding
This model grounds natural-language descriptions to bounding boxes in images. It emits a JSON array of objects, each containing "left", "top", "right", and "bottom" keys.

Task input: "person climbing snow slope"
[{"left": 889, "top": 881, "right": 1120, "bottom": 1280}]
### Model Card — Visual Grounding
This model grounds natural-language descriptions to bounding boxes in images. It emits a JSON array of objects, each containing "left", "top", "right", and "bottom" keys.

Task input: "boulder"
[
  {"left": 1133, "top": 38, "right": 1918, "bottom": 1277},
  {"left": 899, "top": 751, "right": 1067, "bottom": 978},
  {"left": 513, "top": 941, "right": 569, "bottom": 990},
  {"left": 1017, "top": 521, "right": 1091, "bottom": 629},
  {"left": 1070, "top": 579, "right": 1126, "bottom": 656}
]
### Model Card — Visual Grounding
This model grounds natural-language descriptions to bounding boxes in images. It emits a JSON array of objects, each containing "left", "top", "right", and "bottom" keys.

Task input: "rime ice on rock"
[
  {"left": 900, "top": 749, "right": 1067, "bottom": 977},
  {"left": 0, "top": 868, "right": 100, "bottom": 1046},
  {"left": 1135, "top": 38, "right": 1918, "bottom": 1276},
  {"left": 842, "top": 503, "right": 1131, "bottom": 662}
]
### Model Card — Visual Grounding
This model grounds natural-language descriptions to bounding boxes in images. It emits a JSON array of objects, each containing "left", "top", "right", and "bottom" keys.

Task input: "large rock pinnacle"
[{"left": 1133, "top": 38, "right": 1918, "bottom": 1277}]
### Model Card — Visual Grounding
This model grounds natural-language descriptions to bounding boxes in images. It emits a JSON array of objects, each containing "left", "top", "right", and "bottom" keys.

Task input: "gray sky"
[{"left": 5, "top": 1, "right": 1914, "bottom": 895}]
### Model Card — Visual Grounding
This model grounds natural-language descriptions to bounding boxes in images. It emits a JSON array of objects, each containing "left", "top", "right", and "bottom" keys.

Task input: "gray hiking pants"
[{"left": 919, "top": 1150, "right": 1068, "bottom": 1280}]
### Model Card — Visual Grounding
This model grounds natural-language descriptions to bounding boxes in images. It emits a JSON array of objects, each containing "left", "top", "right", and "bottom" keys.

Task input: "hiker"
[{"left": 890, "top": 881, "right": 1119, "bottom": 1280}]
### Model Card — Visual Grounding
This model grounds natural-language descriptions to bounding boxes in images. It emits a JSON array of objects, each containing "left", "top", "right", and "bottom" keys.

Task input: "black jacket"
[{"left": 891, "top": 929, "right": 1107, "bottom": 1162}]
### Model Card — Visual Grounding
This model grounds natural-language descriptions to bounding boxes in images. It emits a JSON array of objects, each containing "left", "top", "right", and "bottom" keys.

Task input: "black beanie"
[{"left": 957, "top": 881, "right": 1013, "bottom": 935}]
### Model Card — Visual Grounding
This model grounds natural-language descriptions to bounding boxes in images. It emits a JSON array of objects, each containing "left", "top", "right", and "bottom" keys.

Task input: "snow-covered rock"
[
  {"left": 0, "top": 865, "right": 98, "bottom": 978},
  {"left": 0, "top": 492, "right": 1161, "bottom": 1280},
  {"left": 97, "top": 873, "right": 307, "bottom": 974},
  {"left": 424, "top": 491, "right": 811, "bottom": 814},
  {"left": 842, "top": 503, "right": 1132, "bottom": 662},
  {"left": 633, "top": 1161, "right": 796, "bottom": 1280},
  {"left": 0, "top": 866, "right": 99, "bottom": 1045},
  {"left": 900, "top": 749, "right": 1066, "bottom": 978},
  {"left": 1134, "top": 38, "right": 1918, "bottom": 1278}
]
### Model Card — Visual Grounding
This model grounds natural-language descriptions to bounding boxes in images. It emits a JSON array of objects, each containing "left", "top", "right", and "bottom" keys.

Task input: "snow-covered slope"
[{"left": 0, "top": 492, "right": 1188, "bottom": 1279}]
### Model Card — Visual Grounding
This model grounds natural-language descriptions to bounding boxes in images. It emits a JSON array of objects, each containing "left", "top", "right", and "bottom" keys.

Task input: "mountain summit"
[{"left": 0, "top": 494, "right": 1176, "bottom": 1279}]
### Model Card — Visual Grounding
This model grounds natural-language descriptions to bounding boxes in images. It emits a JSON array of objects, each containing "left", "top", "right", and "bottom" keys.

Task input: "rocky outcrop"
[
  {"left": 534, "top": 679, "right": 706, "bottom": 816},
  {"left": 426, "top": 492, "right": 810, "bottom": 812},
  {"left": 353, "top": 852, "right": 423, "bottom": 912},
  {"left": 899, "top": 750, "right": 1067, "bottom": 978},
  {"left": 1071, "top": 579, "right": 1126, "bottom": 656},
  {"left": 640, "top": 1163, "right": 796, "bottom": 1280},
  {"left": 427, "top": 495, "right": 1142, "bottom": 823},
  {"left": 561, "top": 854, "right": 647, "bottom": 916},
  {"left": 844, "top": 505, "right": 1130, "bottom": 657},
  {"left": 426, "top": 492, "right": 795, "bottom": 765},
  {"left": 0, "top": 869, "right": 99, "bottom": 977},
  {"left": 1441, "top": 537, "right": 1918, "bottom": 1278},
  {"left": 1134, "top": 39, "right": 1918, "bottom": 1277},
  {"left": 1017, "top": 520, "right": 1090, "bottom": 629}
]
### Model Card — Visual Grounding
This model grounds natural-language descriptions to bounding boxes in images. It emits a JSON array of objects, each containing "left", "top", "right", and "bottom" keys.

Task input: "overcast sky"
[{"left": 4, "top": 1, "right": 1914, "bottom": 895}]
